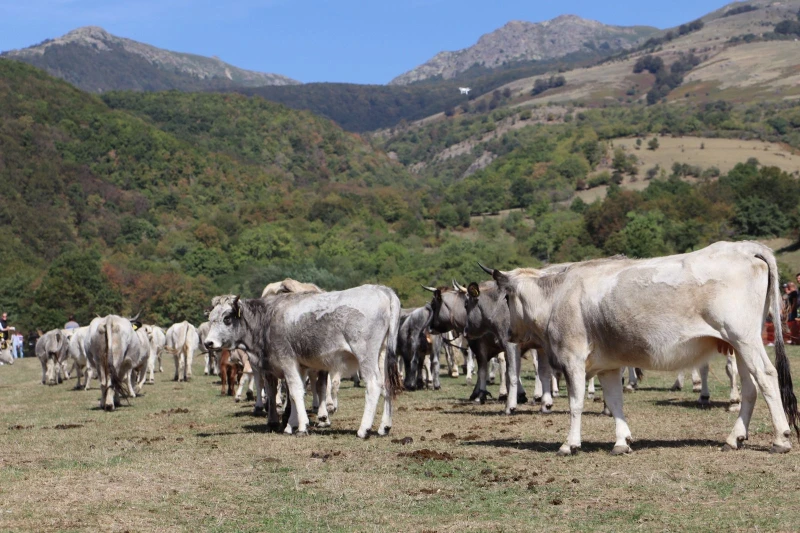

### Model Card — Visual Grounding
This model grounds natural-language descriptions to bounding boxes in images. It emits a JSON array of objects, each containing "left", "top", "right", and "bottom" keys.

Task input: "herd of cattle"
[{"left": 23, "top": 241, "right": 800, "bottom": 455}]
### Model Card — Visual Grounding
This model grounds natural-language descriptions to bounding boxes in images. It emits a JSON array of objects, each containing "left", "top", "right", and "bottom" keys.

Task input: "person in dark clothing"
[
  {"left": 788, "top": 283, "right": 799, "bottom": 344},
  {"left": 0, "top": 312, "right": 11, "bottom": 344}
]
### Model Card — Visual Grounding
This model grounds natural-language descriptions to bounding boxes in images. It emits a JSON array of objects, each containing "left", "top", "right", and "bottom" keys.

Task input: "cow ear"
[
  {"left": 233, "top": 295, "right": 241, "bottom": 318},
  {"left": 467, "top": 282, "right": 480, "bottom": 298}
]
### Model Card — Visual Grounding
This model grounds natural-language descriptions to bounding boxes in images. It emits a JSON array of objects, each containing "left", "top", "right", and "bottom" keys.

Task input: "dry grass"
[
  {"left": 573, "top": 136, "right": 800, "bottom": 204},
  {"left": 2, "top": 350, "right": 800, "bottom": 532}
]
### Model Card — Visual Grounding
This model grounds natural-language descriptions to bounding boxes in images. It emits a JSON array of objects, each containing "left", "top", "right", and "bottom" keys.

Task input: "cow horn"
[
  {"left": 130, "top": 310, "right": 141, "bottom": 321},
  {"left": 452, "top": 280, "right": 466, "bottom": 293},
  {"left": 477, "top": 262, "right": 495, "bottom": 276},
  {"left": 421, "top": 285, "right": 437, "bottom": 293}
]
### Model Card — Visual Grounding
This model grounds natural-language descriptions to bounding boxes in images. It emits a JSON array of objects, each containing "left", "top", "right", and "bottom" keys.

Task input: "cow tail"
[
  {"left": 758, "top": 251, "right": 800, "bottom": 440},
  {"left": 385, "top": 291, "right": 403, "bottom": 399}
]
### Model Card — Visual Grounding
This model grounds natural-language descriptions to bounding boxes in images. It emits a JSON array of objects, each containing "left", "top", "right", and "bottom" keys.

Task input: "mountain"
[
  {"left": 1, "top": 26, "right": 299, "bottom": 93},
  {"left": 390, "top": 15, "right": 658, "bottom": 85}
]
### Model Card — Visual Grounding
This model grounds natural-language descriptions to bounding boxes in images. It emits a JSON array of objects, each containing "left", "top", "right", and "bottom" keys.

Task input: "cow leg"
[
  {"left": 537, "top": 350, "right": 554, "bottom": 413},
  {"left": 697, "top": 363, "right": 711, "bottom": 407},
  {"left": 532, "top": 350, "right": 542, "bottom": 401},
  {"left": 158, "top": 351, "right": 163, "bottom": 373},
  {"left": 316, "top": 371, "right": 331, "bottom": 428},
  {"left": 431, "top": 347, "right": 441, "bottom": 390},
  {"left": 691, "top": 367, "right": 702, "bottom": 393},
  {"left": 147, "top": 350, "right": 156, "bottom": 384},
  {"left": 135, "top": 364, "right": 147, "bottom": 395},
  {"left": 325, "top": 374, "right": 335, "bottom": 412},
  {"left": 515, "top": 349, "right": 527, "bottom": 404},
  {"left": 726, "top": 354, "right": 741, "bottom": 412},
  {"left": 670, "top": 371, "right": 684, "bottom": 391},
  {"left": 283, "top": 366, "right": 309, "bottom": 435},
  {"left": 489, "top": 357, "right": 498, "bottom": 385},
  {"left": 236, "top": 371, "right": 251, "bottom": 402},
  {"left": 551, "top": 373, "right": 560, "bottom": 397},
  {"left": 731, "top": 343, "right": 792, "bottom": 452},
  {"left": 357, "top": 364, "right": 382, "bottom": 439},
  {"left": 40, "top": 357, "right": 47, "bottom": 385},
  {"left": 503, "top": 347, "right": 519, "bottom": 415},
  {"left": 309, "top": 370, "right": 320, "bottom": 411},
  {"left": 204, "top": 352, "right": 210, "bottom": 375},
  {"left": 446, "top": 341, "right": 458, "bottom": 378},
  {"left": 423, "top": 354, "right": 433, "bottom": 389},
  {"left": 624, "top": 367, "right": 638, "bottom": 392},
  {"left": 725, "top": 351, "right": 758, "bottom": 450},
  {"left": 213, "top": 353, "right": 220, "bottom": 376},
  {"left": 465, "top": 348, "right": 474, "bottom": 384},
  {"left": 330, "top": 372, "right": 341, "bottom": 413},
  {"left": 73, "top": 364, "right": 83, "bottom": 390},
  {"left": 265, "top": 376, "right": 280, "bottom": 428},
  {"left": 84, "top": 366, "right": 94, "bottom": 391},
  {"left": 185, "top": 347, "right": 194, "bottom": 381},
  {"left": 587, "top": 376, "right": 595, "bottom": 400},
  {"left": 173, "top": 352, "right": 181, "bottom": 382},
  {"left": 475, "top": 352, "right": 490, "bottom": 404},
  {"left": 126, "top": 369, "right": 138, "bottom": 398},
  {"left": 497, "top": 353, "right": 507, "bottom": 400},
  {"left": 598, "top": 370, "right": 633, "bottom": 455},
  {"left": 558, "top": 359, "right": 587, "bottom": 456},
  {"left": 253, "top": 371, "right": 265, "bottom": 414}
]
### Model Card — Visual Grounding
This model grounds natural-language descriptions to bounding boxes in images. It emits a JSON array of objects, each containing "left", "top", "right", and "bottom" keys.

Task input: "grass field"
[{"left": 2, "top": 350, "right": 800, "bottom": 532}]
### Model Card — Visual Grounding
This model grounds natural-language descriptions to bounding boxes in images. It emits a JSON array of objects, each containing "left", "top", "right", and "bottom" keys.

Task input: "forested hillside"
[
  {"left": 0, "top": 60, "right": 530, "bottom": 331},
  {"left": 3, "top": 57, "right": 800, "bottom": 334}
]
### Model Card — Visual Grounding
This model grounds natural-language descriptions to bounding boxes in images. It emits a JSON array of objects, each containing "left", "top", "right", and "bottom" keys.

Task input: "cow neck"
[{"left": 441, "top": 291, "right": 467, "bottom": 333}]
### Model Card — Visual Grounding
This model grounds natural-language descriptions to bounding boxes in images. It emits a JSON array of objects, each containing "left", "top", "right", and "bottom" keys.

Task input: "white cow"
[
  {"left": 165, "top": 321, "right": 198, "bottom": 382},
  {"left": 487, "top": 241, "right": 800, "bottom": 455},
  {"left": 142, "top": 324, "right": 166, "bottom": 384},
  {"left": 62, "top": 326, "right": 93, "bottom": 390},
  {"left": 84, "top": 315, "right": 148, "bottom": 410}
]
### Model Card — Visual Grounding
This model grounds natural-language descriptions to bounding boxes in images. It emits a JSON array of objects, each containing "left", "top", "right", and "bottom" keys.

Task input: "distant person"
[
  {"left": 0, "top": 312, "right": 13, "bottom": 345},
  {"left": 64, "top": 315, "right": 79, "bottom": 330},
  {"left": 12, "top": 332, "right": 23, "bottom": 359},
  {"left": 788, "top": 282, "right": 799, "bottom": 344}
]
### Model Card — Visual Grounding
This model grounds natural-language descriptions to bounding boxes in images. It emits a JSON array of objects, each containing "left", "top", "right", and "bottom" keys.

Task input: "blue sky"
[{"left": 1, "top": 0, "right": 735, "bottom": 84}]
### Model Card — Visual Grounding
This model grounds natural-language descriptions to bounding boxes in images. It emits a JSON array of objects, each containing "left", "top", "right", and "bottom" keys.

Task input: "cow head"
[
  {"left": 205, "top": 295, "right": 245, "bottom": 351},
  {"left": 422, "top": 285, "right": 466, "bottom": 334},
  {"left": 463, "top": 282, "right": 485, "bottom": 339}
]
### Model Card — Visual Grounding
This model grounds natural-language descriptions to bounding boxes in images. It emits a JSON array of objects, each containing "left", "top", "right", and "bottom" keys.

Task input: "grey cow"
[
  {"left": 36, "top": 329, "right": 69, "bottom": 385},
  {"left": 204, "top": 284, "right": 402, "bottom": 438}
]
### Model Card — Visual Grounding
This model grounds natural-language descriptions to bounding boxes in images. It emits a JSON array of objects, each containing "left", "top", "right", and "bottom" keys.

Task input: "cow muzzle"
[{"left": 204, "top": 340, "right": 220, "bottom": 351}]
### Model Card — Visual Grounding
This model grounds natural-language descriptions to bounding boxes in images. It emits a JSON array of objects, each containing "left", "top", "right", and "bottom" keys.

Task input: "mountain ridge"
[
  {"left": 1, "top": 25, "right": 299, "bottom": 92},
  {"left": 390, "top": 15, "right": 659, "bottom": 85}
]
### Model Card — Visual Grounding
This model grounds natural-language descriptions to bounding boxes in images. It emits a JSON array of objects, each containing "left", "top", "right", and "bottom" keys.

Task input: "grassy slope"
[{"left": 1, "top": 351, "right": 799, "bottom": 531}]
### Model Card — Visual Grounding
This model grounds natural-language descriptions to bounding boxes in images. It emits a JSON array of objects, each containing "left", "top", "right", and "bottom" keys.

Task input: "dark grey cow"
[
  {"left": 204, "top": 284, "right": 403, "bottom": 438},
  {"left": 398, "top": 305, "right": 435, "bottom": 391},
  {"left": 424, "top": 284, "right": 526, "bottom": 413}
]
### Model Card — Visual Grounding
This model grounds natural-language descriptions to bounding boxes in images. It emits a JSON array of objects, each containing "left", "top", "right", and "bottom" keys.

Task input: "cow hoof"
[
  {"left": 556, "top": 445, "right": 580, "bottom": 456},
  {"left": 327, "top": 404, "right": 337, "bottom": 414},
  {"left": 434, "top": 385, "right": 441, "bottom": 391},
  {"left": 505, "top": 407, "right": 516, "bottom": 415},
  {"left": 235, "top": 397, "right": 241, "bottom": 403},
  {"left": 587, "top": 392, "right": 594, "bottom": 400},
  {"left": 693, "top": 385, "right": 702, "bottom": 393},
  {"left": 498, "top": 394, "right": 508, "bottom": 403},
  {"left": 357, "top": 430, "right": 370, "bottom": 439},
  {"left": 533, "top": 395, "right": 542, "bottom": 403},
  {"left": 253, "top": 406, "right": 265, "bottom": 416},
  {"left": 601, "top": 406, "right": 612, "bottom": 417},
  {"left": 378, "top": 426, "right": 391, "bottom": 436},
  {"left": 670, "top": 385, "right": 681, "bottom": 392},
  {"left": 552, "top": 391, "right": 560, "bottom": 398},
  {"left": 623, "top": 385, "right": 634, "bottom": 393},
  {"left": 721, "top": 439, "right": 742, "bottom": 452},
  {"left": 489, "top": 377, "right": 495, "bottom": 385},
  {"left": 611, "top": 445, "right": 632, "bottom": 456},
  {"left": 728, "top": 402, "right": 741, "bottom": 413},
  {"left": 245, "top": 390, "right": 254, "bottom": 401},
  {"left": 451, "top": 371, "right": 459, "bottom": 378},
  {"left": 541, "top": 403, "right": 553, "bottom": 414},
  {"left": 518, "top": 393, "right": 528, "bottom": 404},
  {"left": 294, "top": 430, "right": 309, "bottom": 438},
  {"left": 266, "top": 422, "right": 282, "bottom": 433},
  {"left": 466, "top": 378, "right": 472, "bottom": 385},
  {"left": 204, "top": 371, "right": 209, "bottom": 376},
  {"left": 770, "top": 444, "right": 791, "bottom": 454}
]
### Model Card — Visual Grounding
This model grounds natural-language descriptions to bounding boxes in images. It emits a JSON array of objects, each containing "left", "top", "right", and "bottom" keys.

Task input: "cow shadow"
[
  {"left": 195, "top": 431, "right": 242, "bottom": 438},
  {"left": 240, "top": 423, "right": 356, "bottom": 436},
  {"left": 442, "top": 409, "right": 542, "bottom": 417},
  {"left": 463, "top": 437, "right": 726, "bottom": 453},
  {"left": 652, "top": 398, "right": 732, "bottom": 410}
]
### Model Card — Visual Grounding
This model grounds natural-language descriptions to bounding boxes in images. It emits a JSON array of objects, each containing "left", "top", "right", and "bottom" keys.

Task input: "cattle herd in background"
[{"left": 21, "top": 241, "right": 800, "bottom": 455}]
